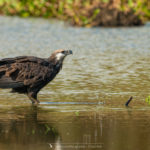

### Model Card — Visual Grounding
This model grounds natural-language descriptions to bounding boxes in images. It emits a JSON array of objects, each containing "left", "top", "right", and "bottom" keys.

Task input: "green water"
[{"left": 0, "top": 16, "right": 150, "bottom": 150}]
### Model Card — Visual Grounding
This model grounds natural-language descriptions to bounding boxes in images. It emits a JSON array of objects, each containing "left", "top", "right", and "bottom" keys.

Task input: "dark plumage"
[{"left": 0, "top": 49, "right": 72, "bottom": 104}]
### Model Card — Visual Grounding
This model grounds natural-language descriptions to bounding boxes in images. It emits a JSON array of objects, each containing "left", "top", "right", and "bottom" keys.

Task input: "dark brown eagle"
[{"left": 0, "top": 49, "right": 72, "bottom": 104}]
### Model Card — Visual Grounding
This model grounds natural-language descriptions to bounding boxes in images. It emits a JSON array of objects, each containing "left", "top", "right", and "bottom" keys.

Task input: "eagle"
[{"left": 0, "top": 49, "right": 72, "bottom": 104}]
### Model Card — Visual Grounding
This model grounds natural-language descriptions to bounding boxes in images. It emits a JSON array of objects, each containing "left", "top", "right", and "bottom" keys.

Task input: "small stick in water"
[{"left": 125, "top": 96, "right": 133, "bottom": 107}]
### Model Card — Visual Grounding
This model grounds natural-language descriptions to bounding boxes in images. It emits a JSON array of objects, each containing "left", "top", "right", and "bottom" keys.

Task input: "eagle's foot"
[
  {"left": 32, "top": 100, "right": 40, "bottom": 105},
  {"left": 27, "top": 92, "right": 40, "bottom": 104}
]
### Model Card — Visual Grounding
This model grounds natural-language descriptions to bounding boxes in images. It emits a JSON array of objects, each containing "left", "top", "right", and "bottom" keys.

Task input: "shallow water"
[{"left": 0, "top": 16, "right": 150, "bottom": 150}]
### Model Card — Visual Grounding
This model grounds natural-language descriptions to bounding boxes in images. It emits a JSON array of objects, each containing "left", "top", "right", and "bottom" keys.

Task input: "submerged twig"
[{"left": 125, "top": 96, "right": 133, "bottom": 107}]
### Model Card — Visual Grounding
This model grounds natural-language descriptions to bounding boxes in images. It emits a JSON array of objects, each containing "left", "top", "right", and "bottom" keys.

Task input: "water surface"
[{"left": 0, "top": 16, "right": 150, "bottom": 150}]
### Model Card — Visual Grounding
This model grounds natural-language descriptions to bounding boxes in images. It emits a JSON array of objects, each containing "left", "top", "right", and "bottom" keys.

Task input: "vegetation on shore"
[{"left": 0, "top": 0, "right": 149, "bottom": 27}]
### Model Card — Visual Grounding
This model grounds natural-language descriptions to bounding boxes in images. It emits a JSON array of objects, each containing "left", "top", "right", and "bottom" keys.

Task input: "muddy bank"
[{"left": 70, "top": 6, "right": 143, "bottom": 27}]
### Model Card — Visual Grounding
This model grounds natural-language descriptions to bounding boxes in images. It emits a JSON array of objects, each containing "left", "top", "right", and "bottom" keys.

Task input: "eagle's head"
[{"left": 49, "top": 49, "right": 73, "bottom": 65}]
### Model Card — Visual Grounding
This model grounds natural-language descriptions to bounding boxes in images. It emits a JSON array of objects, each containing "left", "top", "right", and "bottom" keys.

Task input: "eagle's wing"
[{"left": 0, "top": 56, "right": 51, "bottom": 89}]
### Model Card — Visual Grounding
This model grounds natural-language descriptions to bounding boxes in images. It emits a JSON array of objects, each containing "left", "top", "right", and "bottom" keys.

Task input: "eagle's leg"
[{"left": 27, "top": 92, "right": 40, "bottom": 104}]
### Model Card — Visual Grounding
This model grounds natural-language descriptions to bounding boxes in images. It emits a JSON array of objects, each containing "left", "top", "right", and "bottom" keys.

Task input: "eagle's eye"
[{"left": 61, "top": 51, "right": 65, "bottom": 54}]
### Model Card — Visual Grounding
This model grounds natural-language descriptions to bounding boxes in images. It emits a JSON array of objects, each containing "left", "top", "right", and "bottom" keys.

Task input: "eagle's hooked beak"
[{"left": 66, "top": 50, "right": 73, "bottom": 55}]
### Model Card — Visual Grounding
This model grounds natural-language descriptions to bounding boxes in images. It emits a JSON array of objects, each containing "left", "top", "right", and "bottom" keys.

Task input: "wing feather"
[
  {"left": 0, "top": 56, "right": 52, "bottom": 89},
  {"left": 0, "top": 76, "right": 24, "bottom": 88}
]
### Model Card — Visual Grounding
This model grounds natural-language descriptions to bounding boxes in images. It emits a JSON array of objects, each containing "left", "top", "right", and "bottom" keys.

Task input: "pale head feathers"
[
  {"left": 56, "top": 52, "right": 65, "bottom": 61},
  {"left": 49, "top": 49, "right": 73, "bottom": 63}
]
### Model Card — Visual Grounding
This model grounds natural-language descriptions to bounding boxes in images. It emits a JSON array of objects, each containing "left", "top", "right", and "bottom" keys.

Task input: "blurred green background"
[{"left": 0, "top": 0, "right": 149, "bottom": 26}]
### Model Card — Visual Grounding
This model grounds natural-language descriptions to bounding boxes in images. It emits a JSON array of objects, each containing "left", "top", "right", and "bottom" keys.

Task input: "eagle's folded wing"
[{"left": 0, "top": 56, "right": 52, "bottom": 89}]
